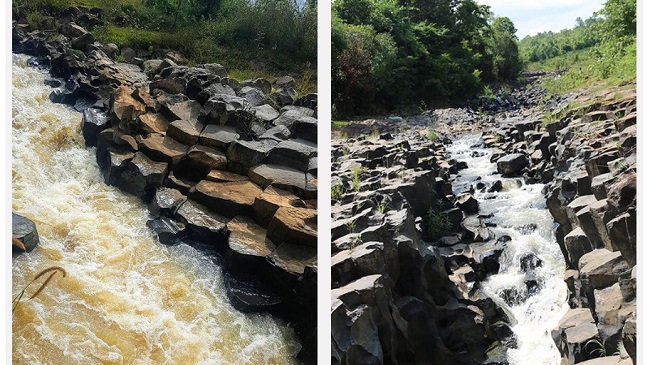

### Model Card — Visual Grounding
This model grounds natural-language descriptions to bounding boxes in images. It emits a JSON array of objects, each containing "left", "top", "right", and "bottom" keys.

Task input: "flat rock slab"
[
  {"left": 138, "top": 133, "right": 189, "bottom": 168},
  {"left": 138, "top": 113, "right": 170, "bottom": 135},
  {"left": 265, "top": 138, "right": 317, "bottom": 171},
  {"left": 12, "top": 213, "right": 39, "bottom": 253},
  {"left": 227, "top": 140, "right": 277, "bottom": 168},
  {"left": 192, "top": 180, "right": 264, "bottom": 218},
  {"left": 253, "top": 104, "right": 280, "bottom": 122},
  {"left": 252, "top": 186, "right": 303, "bottom": 228},
  {"left": 163, "top": 99, "right": 202, "bottom": 122},
  {"left": 267, "top": 206, "right": 317, "bottom": 247},
  {"left": 167, "top": 119, "right": 204, "bottom": 145},
  {"left": 199, "top": 124, "right": 239, "bottom": 150},
  {"left": 228, "top": 215, "right": 276, "bottom": 259},
  {"left": 175, "top": 200, "right": 229, "bottom": 244},
  {"left": 269, "top": 243, "right": 317, "bottom": 276},
  {"left": 206, "top": 169, "right": 250, "bottom": 183},
  {"left": 249, "top": 164, "right": 310, "bottom": 198}
]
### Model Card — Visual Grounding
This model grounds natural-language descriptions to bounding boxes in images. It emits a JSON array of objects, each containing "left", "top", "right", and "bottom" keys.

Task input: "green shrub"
[{"left": 425, "top": 206, "right": 452, "bottom": 241}]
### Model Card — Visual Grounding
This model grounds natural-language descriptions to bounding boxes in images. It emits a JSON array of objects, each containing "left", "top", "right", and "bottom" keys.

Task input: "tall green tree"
[{"left": 489, "top": 16, "right": 522, "bottom": 80}]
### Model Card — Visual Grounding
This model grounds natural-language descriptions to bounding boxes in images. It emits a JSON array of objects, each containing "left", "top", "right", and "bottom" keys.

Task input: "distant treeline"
[
  {"left": 519, "top": 0, "right": 636, "bottom": 95},
  {"left": 13, "top": 0, "right": 317, "bottom": 73},
  {"left": 332, "top": 0, "right": 523, "bottom": 117}
]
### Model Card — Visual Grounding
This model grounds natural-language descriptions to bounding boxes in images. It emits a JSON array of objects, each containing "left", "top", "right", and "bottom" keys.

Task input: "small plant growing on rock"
[
  {"left": 425, "top": 206, "right": 452, "bottom": 241},
  {"left": 345, "top": 218, "right": 357, "bottom": 234},
  {"left": 13, "top": 266, "right": 67, "bottom": 313},
  {"left": 350, "top": 166, "right": 364, "bottom": 192},
  {"left": 331, "top": 181, "right": 344, "bottom": 201},
  {"left": 427, "top": 126, "right": 439, "bottom": 141}
]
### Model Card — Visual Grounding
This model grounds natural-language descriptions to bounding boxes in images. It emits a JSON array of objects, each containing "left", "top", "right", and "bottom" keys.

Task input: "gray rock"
[
  {"left": 227, "top": 139, "right": 277, "bottom": 168},
  {"left": 12, "top": 213, "right": 40, "bottom": 253},
  {"left": 496, "top": 153, "right": 527, "bottom": 175},
  {"left": 175, "top": 200, "right": 229, "bottom": 244},
  {"left": 264, "top": 138, "right": 317, "bottom": 171},
  {"left": 117, "top": 152, "right": 169, "bottom": 200},
  {"left": 174, "top": 145, "right": 227, "bottom": 182},
  {"left": 199, "top": 124, "right": 239, "bottom": 150},
  {"left": 167, "top": 119, "right": 204, "bottom": 145}
]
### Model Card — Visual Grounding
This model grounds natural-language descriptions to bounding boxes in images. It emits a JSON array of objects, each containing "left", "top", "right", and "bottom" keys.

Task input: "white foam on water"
[
  {"left": 12, "top": 54, "right": 300, "bottom": 365},
  {"left": 448, "top": 134, "right": 569, "bottom": 365}
]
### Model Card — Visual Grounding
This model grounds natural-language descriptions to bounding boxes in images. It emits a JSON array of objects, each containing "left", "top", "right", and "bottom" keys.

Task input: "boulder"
[
  {"left": 579, "top": 249, "right": 629, "bottom": 308},
  {"left": 268, "top": 243, "right": 317, "bottom": 277},
  {"left": 146, "top": 217, "right": 186, "bottom": 245},
  {"left": 496, "top": 153, "right": 527, "bottom": 175},
  {"left": 264, "top": 138, "right": 317, "bottom": 171},
  {"left": 111, "top": 85, "right": 146, "bottom": 134},
  {"left": 12, "top": 213, "right": 40, "bottom": 253},
  {"left": 227, "top": 139, "right": 277, "bottom": 169},
  {"left": 564, "top": 227, "right": 593, "bottom": 269},
  {"left": 253, "top": 104, "right": 280, "bottom": 123},
  {"left": 206, "top": 169, "right": 250, "bottom": 183},
  {"left": 227, "top": 215, "right": 276, "bottom": 264},
  {"left": 173, "top": 145, "right": 227, "bottom": 182},
  {"left": 252, "top": 186, "right": 303, "bottom": 228},
  {"left": 553, "top": 308, "right": 599, "bottom": 364},
  {"left": 117, "top": 152, "right": 168, "bottom": 200},
  {"left": 81, "top": 108, "right": 110, "bottom": 147},
  {"left": 455, "top": 193, "right": 478, "bottom": 214}
]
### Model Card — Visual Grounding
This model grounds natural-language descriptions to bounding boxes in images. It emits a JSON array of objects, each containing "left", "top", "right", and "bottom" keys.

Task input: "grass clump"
[
  {"left": 350, "top": 166, "right": 364, "bottom": 192},
  {"left": 331, "top": 181, "right": 344, "bottom": 201},
  {"left": 427, "top": 126, "right": 439, "bottom": 141}
]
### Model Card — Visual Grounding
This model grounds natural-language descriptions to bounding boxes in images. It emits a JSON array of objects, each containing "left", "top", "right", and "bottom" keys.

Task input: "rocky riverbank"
[
  {"left": 331, "top": 79, "right": 636, "bottom": 364},
  {"left": 331, "top": 127, "right": 517, "bottom": 364},
  {"left": 13, "top": 6, "right": 317, "bottom": 364}
]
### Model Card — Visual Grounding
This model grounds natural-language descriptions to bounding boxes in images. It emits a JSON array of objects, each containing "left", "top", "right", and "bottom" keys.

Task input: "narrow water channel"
[
  {"left": 447, "top": 134, "right": 569, "bottom": 365},
  {"left": 12, "top": 54, "right": 300, "bottom": 364}
]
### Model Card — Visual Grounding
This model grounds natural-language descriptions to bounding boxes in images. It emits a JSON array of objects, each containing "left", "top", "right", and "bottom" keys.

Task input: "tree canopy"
[{"left": 332, "top": 0, "right": 522, "bottom": 117}]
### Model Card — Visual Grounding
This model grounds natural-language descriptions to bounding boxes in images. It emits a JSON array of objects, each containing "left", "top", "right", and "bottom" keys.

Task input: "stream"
[
  {"left": 447, "top": 133, "right": 569, "bottom": 365},
  {"left": 11, "top": 53, "right": 300, "bottom": 364}
]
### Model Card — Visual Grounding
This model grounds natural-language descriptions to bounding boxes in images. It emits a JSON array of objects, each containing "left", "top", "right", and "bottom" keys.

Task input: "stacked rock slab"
[
  {"left": 480, "top": 87, "right": 636, "bottom": 364},
  {"left": 331, "top": 127, "right": 514, "bottom": 365},
  {"left": 13, "top": 9, "right": 317, "bottom": 364}
]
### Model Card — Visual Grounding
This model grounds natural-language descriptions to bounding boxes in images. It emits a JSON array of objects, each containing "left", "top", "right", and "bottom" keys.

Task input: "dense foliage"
[
  {"left": 13, "top": 0, "right": 317, "bottom": 77},
  {"left": 332, "top": 0, "right": 522, "bottom": 117},
  {"left": 520, "top": 0, "right": 636, "bottom": 96}
]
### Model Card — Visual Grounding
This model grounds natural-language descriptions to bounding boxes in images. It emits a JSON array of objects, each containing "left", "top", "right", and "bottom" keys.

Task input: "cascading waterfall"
[
  {"left": 447, "top": 133, "right": 569, "bottom": 365},
  {"left": 11, "top": 54, "right": 300, "bottom": 364}
]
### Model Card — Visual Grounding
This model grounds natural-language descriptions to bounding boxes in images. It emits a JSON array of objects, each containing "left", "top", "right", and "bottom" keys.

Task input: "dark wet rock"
[
  {"left": 461, "top": 216, "right": 493, "bottom": 242},
  {"left": 607, "top": 211, "right": 636, "bottom": 267},
  {"left": 149, "top": 187, "right": 187, "bottom": 218},
  {"left": 249, "top": 164, "right": 315, "bottom": 199},
  {"left": 12, "top": 213, "right": 40, "bottom": 253},
  {"left": 175, "top": 200, "right": 229, "bottom": 244},
  {"left": 455, "top": 193, "right": 478, "bottom": 214},
  {"left": 520, "top": 253, "right": 543, "bottom": 272},
  {"left": 116, "top": 152, "right": 168, "bottom": 200},
  {"left": 147, "top": 217, "right": 186, "bottom": 245},
  {"left": 227, "top": 139, "right": 277, "bottom": 169},
  {"left": 81, "top": 108, "right": 110, "bottom": 147},
  {"left": 174, "top": 145, "right": 227, "bottom": 182},
  {"left": 264, "top": 139, "right": 317, "bottom": 172}
]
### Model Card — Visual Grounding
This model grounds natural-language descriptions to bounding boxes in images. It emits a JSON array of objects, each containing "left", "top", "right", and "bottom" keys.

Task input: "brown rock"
[
  {"left": 138, "top": 133, "right": 189, "bottom": 168},
  {"left": 192, "top": 180, "right": 264, "bottom": 218},
  {"left": 267, "top": 206, "right": 317, "bottom": 247},
  {"left": 206, "top": 169, "right": 250, "bottom": 183},
  {"left": 139, "top": 113, "right": 170, "bottom": 135},
  {"left": 167, "top": 119, "right": 204, "bottom": 145},
  {"left": 252, "top": 186, "right": 303, "bottom": 228},
  {"left": 174, "top": 145, "right": 227, "bottom": 182}
]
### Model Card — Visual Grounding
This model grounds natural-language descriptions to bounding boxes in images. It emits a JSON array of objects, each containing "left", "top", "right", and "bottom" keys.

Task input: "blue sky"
[{"left": 475, "top": 0, "right": 606, "bottom": 39}]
